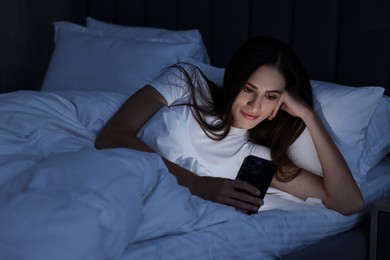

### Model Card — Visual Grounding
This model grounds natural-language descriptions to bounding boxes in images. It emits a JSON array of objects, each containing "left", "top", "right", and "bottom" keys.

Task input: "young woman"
[{"left": 95, "top": 37, "right": 364, "bottom": 215}]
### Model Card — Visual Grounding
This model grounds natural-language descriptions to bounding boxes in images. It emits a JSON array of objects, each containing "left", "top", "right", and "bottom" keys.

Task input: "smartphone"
[{"left": 236, "top": 155, "right": 277, "bottom": 201}]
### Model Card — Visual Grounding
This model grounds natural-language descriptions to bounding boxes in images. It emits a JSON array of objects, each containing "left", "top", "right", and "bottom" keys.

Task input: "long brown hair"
[{"left": 170, "top": 37, "right": 313, "bottom": 181}]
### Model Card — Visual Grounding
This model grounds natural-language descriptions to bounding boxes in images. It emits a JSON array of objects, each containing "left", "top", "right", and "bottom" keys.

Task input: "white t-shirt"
[{"left": 137, "top": 63, "right": 270, "bottom": 179}]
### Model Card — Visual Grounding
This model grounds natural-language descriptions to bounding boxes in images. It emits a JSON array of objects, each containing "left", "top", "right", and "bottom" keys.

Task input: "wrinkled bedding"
[{"left": 0, "top": 90, "right": 389, "bottom": 260}]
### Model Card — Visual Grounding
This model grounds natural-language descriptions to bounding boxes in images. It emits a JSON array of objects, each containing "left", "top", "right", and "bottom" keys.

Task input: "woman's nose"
[{"left": 247, "top": 95, "right": 262, "bottom": 110}]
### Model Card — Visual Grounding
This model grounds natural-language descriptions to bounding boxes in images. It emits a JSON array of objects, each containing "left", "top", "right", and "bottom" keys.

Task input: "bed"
[
  {"left": 0, "top": 84, "right": 389, "bottom": 260},
  {"left": 1, "top": 1, "right": 390, "bottom": 260}
]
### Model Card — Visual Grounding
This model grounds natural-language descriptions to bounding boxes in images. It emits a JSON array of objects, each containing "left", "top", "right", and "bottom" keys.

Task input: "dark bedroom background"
[
  {"left": 0, "top": 0, "right": 85, "bottom": 93},
  {"left": 1, "top": 0, "right": 390, "bottom": 94}
]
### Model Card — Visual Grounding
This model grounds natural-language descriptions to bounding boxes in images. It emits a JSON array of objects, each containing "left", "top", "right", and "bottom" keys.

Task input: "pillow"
[
  {"left": 360, "top": 95, "right": 390, "bottom": 173},
  {"left": 177, "top": 56, "right": 225, "bottom": 87},
  {"left": 288, "top": 80, "right": 385, "bottom": 187},
  {"left": 86, "top": 17, "right": 210, "bottom": 64},
  {"left": 41, "top": 22, "right": 199, "bottom": 95},
  {"left": 287, "top": 127, "right": 322, "bottom": 176}
]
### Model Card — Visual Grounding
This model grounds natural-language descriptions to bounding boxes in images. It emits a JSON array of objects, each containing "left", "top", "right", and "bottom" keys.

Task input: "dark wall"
[
  {"left": 0, "top": 0, "right": 86, "bottom": 93},
  {"left": 1, "top": 0, "right": 390, "bottom": 94},
  {"left": 87, "top": 0, "right": 390, "bottom": 95}
]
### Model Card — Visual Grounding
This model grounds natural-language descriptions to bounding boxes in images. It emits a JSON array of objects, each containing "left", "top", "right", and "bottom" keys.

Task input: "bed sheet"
[
  {"left": 121, "top": 158, "right": 390, "bottom": 260},
  {"left": 0, "top": 90, "right": 388, "bottom": 260},
  {"left": 0, "top": 90, "right": 243, "bottom": 260}
]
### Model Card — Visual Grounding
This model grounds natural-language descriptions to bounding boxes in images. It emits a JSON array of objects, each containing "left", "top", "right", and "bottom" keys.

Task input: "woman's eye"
[
  {"left": 243, "top": 86, "right": 254, "bottom": 93},
  {"left": 266, "top": 94, "right": 278, "bottom": 100}
]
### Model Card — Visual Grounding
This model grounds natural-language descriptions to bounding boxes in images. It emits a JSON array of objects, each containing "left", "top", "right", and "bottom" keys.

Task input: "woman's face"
[{"left": 231, "top": 65, "right": 285, "bottom": 129}]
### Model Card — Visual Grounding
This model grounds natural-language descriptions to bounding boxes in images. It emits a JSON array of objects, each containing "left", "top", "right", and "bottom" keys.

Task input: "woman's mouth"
[{"left": 240, "top": 111, "right": 259, "bottom": 120}]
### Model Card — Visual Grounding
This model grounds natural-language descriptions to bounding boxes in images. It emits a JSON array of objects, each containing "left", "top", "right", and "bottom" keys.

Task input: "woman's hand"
[
  {"left": 189, "top": 176, "right": 264, "bottom": 214},
  {"left": 163, "top": 158, "right": 263, "bottom": 214},
  {"left": 269, "top": 91, "right": 312, "bottom": 120}
]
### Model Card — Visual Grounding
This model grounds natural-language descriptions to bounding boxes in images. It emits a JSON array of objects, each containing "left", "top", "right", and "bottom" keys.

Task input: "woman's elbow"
[
  {"left": 94, "top": 129, "right": 115, "bottom": 149},
  {"left": 94, "top": 134, "right": 106, "bottom": 149},
  {"left": 337, "top": 196, "right": 365, "bottom": 216}
]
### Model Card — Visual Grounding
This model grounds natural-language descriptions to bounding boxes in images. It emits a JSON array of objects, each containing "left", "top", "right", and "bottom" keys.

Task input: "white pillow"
[
  {"left": 177, "top": 56, "right": 225, "bottom": 87},
  {"left": 86, "top": 17, "right": 210, "bottom": 64},
  {"left": 288, "top": 80, "right": 385, "bottom": 187},
  {"left": 287, "top": 127, "right": 322, "bottom": 176},
  {"left": 360, "top": 95, "right": 390, "bottom": 174},
  {"left": 41, "top": 22, "right": 199, "bottom": 95}
]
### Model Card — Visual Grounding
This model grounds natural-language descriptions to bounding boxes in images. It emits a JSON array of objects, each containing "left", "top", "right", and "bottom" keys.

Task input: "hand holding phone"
[{"left": 236, "top": 155, "right": 277, "bottom": 213}]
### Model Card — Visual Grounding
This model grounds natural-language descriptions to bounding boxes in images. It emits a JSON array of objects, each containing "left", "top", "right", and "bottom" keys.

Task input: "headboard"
[{"left": 1, "top": 0, "right": 390, "bottom": 94}]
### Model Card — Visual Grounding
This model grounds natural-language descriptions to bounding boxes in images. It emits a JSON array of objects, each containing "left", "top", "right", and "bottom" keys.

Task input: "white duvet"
[{"left": 0, "top": 90, "right": 389, "bottom": 260}]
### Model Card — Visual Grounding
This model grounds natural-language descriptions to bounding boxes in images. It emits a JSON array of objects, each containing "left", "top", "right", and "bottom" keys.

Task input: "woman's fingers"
[
  {"left": 268, "top": 91, "right": 286, "bottom": 120},
  {"left": 270, "top": 91, "right": 311, "bottom": 119},
  {"left": 195, "top": 177, "right": 264, "bottom": 213}
]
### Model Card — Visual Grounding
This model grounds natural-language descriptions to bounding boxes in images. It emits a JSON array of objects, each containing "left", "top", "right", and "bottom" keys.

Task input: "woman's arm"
[
  {"left": 95, "top": 85, "right": 165, "bottom": 151},
  {"left": 269, "top": 93, "right": 365, "bottom": 215},
  {"left": 95, "top": 85, "right": 263, "bottom": 213},
  {"left": 95, "top": 85, "right": 197, "bottom": 189}
]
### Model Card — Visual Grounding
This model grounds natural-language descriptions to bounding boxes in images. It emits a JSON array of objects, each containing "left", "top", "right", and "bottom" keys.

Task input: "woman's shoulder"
[
  {"left": 148, "top": 62, "right": 208, "bottom": 106},
  {"left": 154, "top": 62, "right": 206, "bottom": 85}
]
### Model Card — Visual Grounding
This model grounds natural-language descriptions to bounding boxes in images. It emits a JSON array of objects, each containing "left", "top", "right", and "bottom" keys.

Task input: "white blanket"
[{"left": 0, "top": 90, "right": 389, "bottom": 260}]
